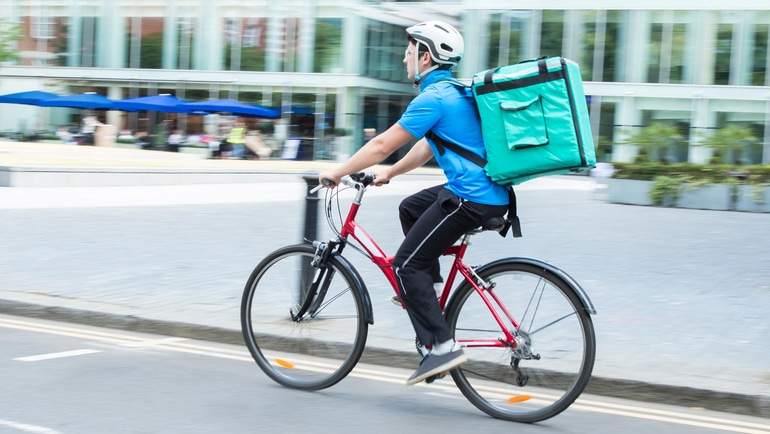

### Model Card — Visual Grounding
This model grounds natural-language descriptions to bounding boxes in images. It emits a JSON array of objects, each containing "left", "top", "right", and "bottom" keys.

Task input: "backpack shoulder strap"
[
  {"left": 500, "top": 186, "right": 523, "bottom": 238},
  {"left": 424, "top": 130, "right": 487, "bottom": 168}
]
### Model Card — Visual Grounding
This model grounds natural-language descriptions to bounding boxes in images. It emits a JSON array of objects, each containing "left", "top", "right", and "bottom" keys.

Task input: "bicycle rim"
[
  {"left": 241, "top": 245, "right": 367, "bottom": 390},
  {"left": 447, "top": 262, "right": 595, "bottom": 422}
]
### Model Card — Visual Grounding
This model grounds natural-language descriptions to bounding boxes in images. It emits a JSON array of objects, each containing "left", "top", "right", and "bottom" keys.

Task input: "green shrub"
[
  {"left": 650, "top": 176, "right": 683, "bottom": 206},
  {"left": 700, "top": 125, "right": 757, "bottom": 165},
  {"left": 623, "top": 123, "right": 683, "bottom": 163},
  {"left": 612, "top": 162, "right": 770, "bottom": 184}
]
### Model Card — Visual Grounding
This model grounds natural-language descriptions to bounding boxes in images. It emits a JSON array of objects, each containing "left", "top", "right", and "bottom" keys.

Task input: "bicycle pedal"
[
  {"left": 425, "top": 372, "right": 446, "bottom": 384},
  {"left": 390, "top": 295, "right": 405, "bottom": 307}
]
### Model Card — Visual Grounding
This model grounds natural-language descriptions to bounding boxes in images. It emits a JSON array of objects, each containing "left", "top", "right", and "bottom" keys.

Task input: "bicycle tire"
[
  {"left": 445, "top": 260, "right": 596, "bottom": 423},
  {"left": 241, "top": 244, "right": 369, "bottom": 390}
]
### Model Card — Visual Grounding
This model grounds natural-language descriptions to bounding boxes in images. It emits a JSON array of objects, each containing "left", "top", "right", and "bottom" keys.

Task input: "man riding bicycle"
[{"left": 319, "top": 20, "right": 510, "bottom": 385}]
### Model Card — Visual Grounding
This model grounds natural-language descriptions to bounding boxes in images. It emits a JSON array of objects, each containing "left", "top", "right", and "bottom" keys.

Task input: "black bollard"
[
  {"left": 302, "top": 174, "right": 320, "bottom": 243},
  {"left": 300, "top": 174, "right": 321, "bottom": 302}
]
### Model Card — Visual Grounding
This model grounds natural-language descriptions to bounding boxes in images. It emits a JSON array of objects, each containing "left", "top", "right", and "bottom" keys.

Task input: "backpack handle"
[
  {"left": 517, "top": 56, "right": 549, "bottom": 75},
  {"left": 516, "top": 55, "right": 548, "bottom": 64}
]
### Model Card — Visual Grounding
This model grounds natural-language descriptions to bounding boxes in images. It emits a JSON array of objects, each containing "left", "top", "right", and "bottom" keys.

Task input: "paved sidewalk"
[{"left": 1, "top": 141, "right": 769, "bottom": 415}]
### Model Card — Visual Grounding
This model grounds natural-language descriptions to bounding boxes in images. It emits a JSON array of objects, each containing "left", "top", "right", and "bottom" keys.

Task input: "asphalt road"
[
  {"left": 0, "top": 176, "right": 768, "bottom": 396},
  {"left": 2, "top": 314, "right": 768, "bottom": 434}
]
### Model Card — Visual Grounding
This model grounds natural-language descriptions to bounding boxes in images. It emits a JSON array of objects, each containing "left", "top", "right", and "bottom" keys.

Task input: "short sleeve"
[{"left": 397, "top": 90, "right": 443, "bottom": 139}]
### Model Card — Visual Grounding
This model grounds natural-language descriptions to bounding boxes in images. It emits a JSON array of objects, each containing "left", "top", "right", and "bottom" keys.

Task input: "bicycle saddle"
[{"left": 478, "top": 216, "right": 506, "bottom": 232}]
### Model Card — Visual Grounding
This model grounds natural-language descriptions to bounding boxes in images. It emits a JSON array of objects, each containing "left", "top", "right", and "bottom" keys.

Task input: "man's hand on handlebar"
[
  {"left": 373, "top": 167, "right": 392, "bottom": 187},
  {"left": 313, "top": 171, "right": 388, "bottom": 194},
  {"left": 318, "top": 171, "right": 342, "bottom": 189}
]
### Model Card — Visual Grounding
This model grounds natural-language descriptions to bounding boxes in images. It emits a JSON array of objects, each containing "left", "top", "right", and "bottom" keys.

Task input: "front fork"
[{"left": 290, "top": 240, "right": 340, "bottom": 321}]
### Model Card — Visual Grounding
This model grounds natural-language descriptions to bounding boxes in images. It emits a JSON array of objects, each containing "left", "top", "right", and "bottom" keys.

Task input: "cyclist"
[{"left": 319, "top": 21, "right": 510, "bottom": 385}]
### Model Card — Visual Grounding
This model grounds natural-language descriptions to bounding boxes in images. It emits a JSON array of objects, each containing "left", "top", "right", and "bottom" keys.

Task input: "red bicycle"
[{"left": 241, "top": 173, "right": 596, "bottom": 422}]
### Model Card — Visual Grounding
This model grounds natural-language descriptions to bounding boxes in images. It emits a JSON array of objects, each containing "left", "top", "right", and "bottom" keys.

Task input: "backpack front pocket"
[{"left": 500, "top": 96, "right": 549, "bottom": 150}]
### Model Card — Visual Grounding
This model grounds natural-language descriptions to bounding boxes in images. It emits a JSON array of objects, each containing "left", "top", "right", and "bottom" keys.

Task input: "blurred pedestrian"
[
  {"left": 167, "top": 129, "right": 184, "bottom": 152},
  {"left": 224, "top": 119, "right": 246, "bottom": 159},
  {"left": 56, "top": 125, "right": 74, "bottom": 145},
  {"left": 80, "top": 113, "right": 101, "bottom": 145}
]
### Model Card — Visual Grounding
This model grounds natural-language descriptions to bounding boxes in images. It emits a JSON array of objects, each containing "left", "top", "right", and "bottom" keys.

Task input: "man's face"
[{"left": 403, "top": 41, "right": 430, "bottom": 80}]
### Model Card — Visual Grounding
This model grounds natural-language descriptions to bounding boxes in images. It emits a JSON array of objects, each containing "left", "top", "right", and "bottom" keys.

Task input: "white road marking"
[
  {"left": 2, "top": 316, "right": 769, "bottom": 433},
  {"left": 424, "top": 392, "right": 463, "bottom": 400},
  {"left": 120, "top": 337, "right": 188, "bottom": 348},
  {"left": 0, "top": 418, "right": 61, "bottom": 434},
  {"left": 14, "top": 349, "right": 102, "bottom": 362}
]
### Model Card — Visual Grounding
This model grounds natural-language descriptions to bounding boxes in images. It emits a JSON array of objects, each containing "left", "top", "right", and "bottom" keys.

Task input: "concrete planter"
[
  {"left": 736, "top": 185, "right": 770, "bottom": 213},
  {"left": 607, "top": 179, "right": 760, "bottom": 212},
  {"left": 677, "top": 184, "right": 732, "bottom": 211},
  {"left": 606, "top": 178, "right": 653, "bottom": 206}
]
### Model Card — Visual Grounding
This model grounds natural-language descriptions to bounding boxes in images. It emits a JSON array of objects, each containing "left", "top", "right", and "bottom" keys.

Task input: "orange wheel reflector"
[
  {"left": 274, "top": 359, "right": 295, "bottom": 369},
  {"left": 506, "top": 395, "right": 531, "bottom": 404}
]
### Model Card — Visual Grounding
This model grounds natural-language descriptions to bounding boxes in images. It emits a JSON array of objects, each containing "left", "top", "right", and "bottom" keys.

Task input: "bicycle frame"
[{"left": 336, "top": 186, "right": 520, "bottom": 349}]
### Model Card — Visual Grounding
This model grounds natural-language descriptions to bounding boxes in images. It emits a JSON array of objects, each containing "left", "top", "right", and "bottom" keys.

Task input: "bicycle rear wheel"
[
  {"left": 241, "top": 244, "right": 368, "bottom": 390},
  {"left": 446, "top": 261, "right": 595, "bottom": 423}
]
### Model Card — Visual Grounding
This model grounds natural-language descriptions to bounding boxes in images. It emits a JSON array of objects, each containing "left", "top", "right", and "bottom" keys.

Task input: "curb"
[{"left": 1, "top": 298, "right": 767, "bottom": 419}]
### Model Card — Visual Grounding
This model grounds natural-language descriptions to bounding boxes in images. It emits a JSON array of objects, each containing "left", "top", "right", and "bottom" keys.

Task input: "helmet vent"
[
  {"left": 435, "top": 24, "right": 450, "bottom": 33},
  {"left": 440, "top": 43, "right": 453, "bottom": 52}
]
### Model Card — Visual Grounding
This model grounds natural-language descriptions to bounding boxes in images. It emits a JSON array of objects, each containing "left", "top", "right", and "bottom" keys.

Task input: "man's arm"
[
  {"left": 321, "top": 123, "right": 414, "bottom": 184},
  {"left": 373, "top": 139, "right": 432, "bottom": 185}
]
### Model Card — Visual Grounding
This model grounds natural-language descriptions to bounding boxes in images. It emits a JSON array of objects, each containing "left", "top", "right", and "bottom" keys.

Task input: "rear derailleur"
[{"left": 510, "top": 330, "right": 540, "bottom": 387}]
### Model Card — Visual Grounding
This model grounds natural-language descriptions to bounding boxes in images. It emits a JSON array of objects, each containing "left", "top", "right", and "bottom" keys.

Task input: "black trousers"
[{"left": 394, "top": 185, "right": 508, "bottom": 346}]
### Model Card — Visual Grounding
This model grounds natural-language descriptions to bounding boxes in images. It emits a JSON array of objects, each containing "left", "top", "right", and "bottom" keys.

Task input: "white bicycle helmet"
[{"left": 406, "top": 20, "right": 464, "bottom": 83}]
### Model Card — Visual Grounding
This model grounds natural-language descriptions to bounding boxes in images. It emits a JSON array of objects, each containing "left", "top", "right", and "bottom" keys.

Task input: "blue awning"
[
  {"left": 180, "top": 99, "right": 280, "bottom": 119},
  {"left": 289, "top": 105, "right": 315, "bottom": 116},
  {"left": 0, "top": 90, "right": 59, "bottom": 106},
  {"left": 112, "top": 94, "right": 190, "bottom": 113},
  {"left": 39, "top": 92, "right": 114, "bottom": 110}
]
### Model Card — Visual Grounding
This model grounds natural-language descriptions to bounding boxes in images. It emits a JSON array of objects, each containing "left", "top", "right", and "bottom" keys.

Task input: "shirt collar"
[{"left": 419, "top": 69, "right": 452, "bottom": 92}]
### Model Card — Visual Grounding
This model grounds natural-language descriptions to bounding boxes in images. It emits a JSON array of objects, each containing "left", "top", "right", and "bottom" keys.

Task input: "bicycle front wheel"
[
  {"left": 241, "top": 244, "right": 368, "bottom": 390},
  {"left": 446, "top": 261, "right": 595, "bottom": 423}
]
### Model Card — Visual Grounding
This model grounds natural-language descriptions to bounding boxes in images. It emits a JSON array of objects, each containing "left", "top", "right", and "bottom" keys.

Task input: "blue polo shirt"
[{"left": 397, "top": 70, "right": 509, "bottom": 206}]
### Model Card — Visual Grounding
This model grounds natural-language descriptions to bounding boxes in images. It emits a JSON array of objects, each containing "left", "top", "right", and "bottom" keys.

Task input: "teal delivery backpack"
[{"left": 471, "top": 57, "right": 596, "bottom": 185}]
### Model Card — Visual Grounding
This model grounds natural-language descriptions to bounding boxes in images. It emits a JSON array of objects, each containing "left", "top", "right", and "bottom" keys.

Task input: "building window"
[
  {"left": 281, "top": 18, "right": 301, "bottom": 72},
  {"left": 647, "top": 23, "right": 663, "bottom": 83},
  {"left": 313, "top": 18, "right": 343, "bottom": 73},
  {"left": 125, "top": 17, "right": 164, "bottom": 69},
  {"left": 31, "top": 16, "right": 55, "bottom": 39},
  {"left": 223, "top": 18, "right": 266, "bottom": 71},
  {"left": 646, "top": 17, "right": 688, "bottom": 84},
  {"left": 364, "top": 20, "right": 408, "bottom": 83},
  {"left": 714, "top": 23, "right": 733, "bottom": 85},
  {"left": 177, "top": 18, "right": 196, "bottom": 70},
  {"left": 79, "top": 16, "right": 99, "bottom": 67},
  {"left": 487, "top": 12, "right": 525, "bottom": 68},
  {"left": 752, "top": 24, "right": 769, "bottom": 86},
  {"left": 602, "top": 13, "right": 622, "bottom": 82},
  {"left": 669, "top": 23, "right": 687, "bottom": 83},
  {"left": 581, "top": 11, "right": 622, "bottom": 82},
  {"left": 539, "top": 10, "right": 564, "bottom": 57},
  {"left": 596, "top": 101, "right": 616, "bottom": 162},
  {"left": 16, "top": 16, "right": 69, "bottom": 66}
]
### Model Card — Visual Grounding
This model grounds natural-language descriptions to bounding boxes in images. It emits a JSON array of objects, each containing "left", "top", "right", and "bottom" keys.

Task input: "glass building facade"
[{"left": 1, "top": 1, "right": 769, "bottom": 163}]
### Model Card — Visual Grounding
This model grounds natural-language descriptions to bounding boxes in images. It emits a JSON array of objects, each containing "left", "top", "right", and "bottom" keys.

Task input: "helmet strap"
[{"left": 412, "top": 42, "right": 439, "bottom": 86}]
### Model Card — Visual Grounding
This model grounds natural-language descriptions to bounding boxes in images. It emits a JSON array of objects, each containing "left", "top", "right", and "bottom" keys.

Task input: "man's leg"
[
  {"left": 394, "top": 189, "right": 509, "bottom": 384},
  {"left": 394, "top": 190, "right": 484, "bottom": 347},
  {"left": 398, "top": 184, "right": 445, "bottom": 284}
]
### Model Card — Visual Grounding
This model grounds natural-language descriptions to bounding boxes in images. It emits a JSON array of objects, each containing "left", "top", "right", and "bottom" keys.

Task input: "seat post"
[{"left": 461, "top": 233, "right": 472, "bottom": 245}]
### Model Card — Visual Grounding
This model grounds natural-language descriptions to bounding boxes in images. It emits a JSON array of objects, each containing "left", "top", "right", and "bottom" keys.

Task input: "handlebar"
[{"left": 310, "top": 172, "right": 387, "bottom": 194}]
